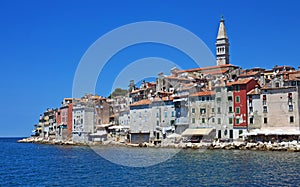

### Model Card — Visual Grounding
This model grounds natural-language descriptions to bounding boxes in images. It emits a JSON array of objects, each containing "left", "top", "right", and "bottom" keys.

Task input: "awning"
[
  {"left": 245, "top": 129, "right": 300, "bottom": 136},
  {"left": 90, "top": 131, "right": 107, "bottom": 136},
  {"left": 96, "top": 124, "right": 113, "bottom": 128},
  {"left": 108, "top": 125, "right": 130, "bottom": 130},
  {"left": 182, "top": 128, "right": 214, "bottom": 136},
  {"left": 167, "top": 133, "right": 181, "bottom": 138},
  {"left": 173, "top": 98, "right": 187, "bottom": 102}
]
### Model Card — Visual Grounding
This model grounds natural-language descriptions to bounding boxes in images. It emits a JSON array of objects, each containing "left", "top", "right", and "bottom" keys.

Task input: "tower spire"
[{"left": 216, "top": 17, "right": 230, "bottom": 65}]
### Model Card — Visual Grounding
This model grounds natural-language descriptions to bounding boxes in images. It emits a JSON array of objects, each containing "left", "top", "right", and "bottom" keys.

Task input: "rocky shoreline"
[{"left": 17, "top": 137, "right": 300, "bottom": 152}]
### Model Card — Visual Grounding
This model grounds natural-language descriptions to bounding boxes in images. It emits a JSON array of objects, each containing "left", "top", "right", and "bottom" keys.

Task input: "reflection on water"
[
  {"left": 91, "top": 146, "right": 180, "bottom": 167},
  {"left": 1, "top": 138, "right": 300, "bottom": 186}
]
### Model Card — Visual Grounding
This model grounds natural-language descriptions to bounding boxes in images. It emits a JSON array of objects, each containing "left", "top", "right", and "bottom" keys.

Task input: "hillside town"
[{"left": 21, "top": 18, "right": 300, "bottom": 150}]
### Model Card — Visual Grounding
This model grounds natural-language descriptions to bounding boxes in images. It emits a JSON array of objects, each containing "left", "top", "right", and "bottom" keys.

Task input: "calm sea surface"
[{"left": 1, "top": 138, "right": 300, "bottom": 186}]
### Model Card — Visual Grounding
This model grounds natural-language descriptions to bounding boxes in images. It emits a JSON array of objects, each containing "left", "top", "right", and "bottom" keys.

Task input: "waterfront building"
[
  {"left": 184, "top": 91, "right": 216, "bottom": 142},
  {"left": 173, "top": 87, "right": 191, "bottom": 134},
  {"left": 129, "top": 99, "right": 152, "bottom": 143},
  {"left": 93, "top": 96, "right": 110, "bottom": 126},
  {"left": 35, "top": 108, "right": 57, "bottom": 139},
  {"left": 72, "top": 100, "right": 95, "bottom": 143},
  {"left": 56, "top": 98, "right": 73, "bottom": 141},
  {"left": 30, "top": 18, "right": 300, "bottom": 144},
  {"left": 247, "top": 71, "right": 300, "bottom": 133},
  {"left": 151, "top": 96, "right": 175, "bottom": 142},
  {"left": 118, "top": 109, "right": 130, "bottom": 126},
  {"left": 226, "top": 78, "right": 259, "bottom": 138}
]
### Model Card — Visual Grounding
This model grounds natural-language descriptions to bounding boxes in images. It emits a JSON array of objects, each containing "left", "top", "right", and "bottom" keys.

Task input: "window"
[
  {"left": 249, "top": 107, "right": 253, "bottom": 113},
  {"left": 236, "top": 118, "right": 240, "bottom": 124},
  {"left": 216, "top": 87, "right": 221, "bottom": 92},
  {"left": 230, "top": 130, "right": 234, "bottom": 139},
  {"left": 228, "top": 96, "right": 233, "bottom": 101},
  {"left": 212, "top": 118, "right": 215, "bottom": 123},
  {"left": 81, "top": 119, "right": 83, "bottom": 124},
  {"left": 236, "top": 107, "right": 240, "bottom": 114},
  {"left": 227, "top": 86, "right": 233, "bottom": 92},
  {"left": 218, "top": 130, "right": 221, "bottom": 138},
  {"left": 290, "top": 116, "right": 294, "bottom": 123},
  {"left": 157, "top": 121, "right": 159, "bottom": 126},
  {"left": 217, "top": 97, "right": 221, "bottom": 102},
  {"left": 218, "top": 118, "right": 221, "bottom": 124},
  {"left": 202, "top": 118, "right": 205, "bottom": 123},
  {"left": 229, "top": 106, "right": 233, "bottom": 113},
  {"left": 200, "top": 108, "right": 206, "bottom": 114},
  {"left": 202, "top": 97, "right": 205, "bottom": 101},
  {"left": 171, "top": 111, "right": 175, "bottom": 117},
  {"left": 164, "top": 111, "right": 167, "bottom": 118},
  {"left": 248, "top": 95, "right": 252, "bottom": 102},
  {"left": 249, "top": 118, "right": 254, "bottom": 124},
  {"left": 192, "top": 118, "right": 195, "bottom": 123},
  {"left": 211, "top": 108, "right": 215, "bottom": 113},
  {"left": 263, "top": 106, "right": 267, "bottom": 113},
  {"left": 217, "top": 107, "right": 221, "bottom": 114},
  {"left": 264, "top": 117, "right": 268, "bottom": 124},
  {"left": 289, "top": 105, "right": 293, "bottom": 112},
  {"left": 236, "top": 96, "right": 240, "bottom": 103},
  {"left": 229, "top": 117, "right": 233, "bottom": 124},
  {"left": 192, "top": 108, "right": 195, "bottom": 114},
  {"left": 235, "top": 85, "right": 240, "bottom": 91},
  {"left": 263, "top": 95, "right": 267, "bottom": 105}
]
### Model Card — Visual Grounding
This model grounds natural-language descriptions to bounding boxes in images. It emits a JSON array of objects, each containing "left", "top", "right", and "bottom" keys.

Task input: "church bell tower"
[{"left": 216, "top": 17, "right": 230, "bottom": 65}]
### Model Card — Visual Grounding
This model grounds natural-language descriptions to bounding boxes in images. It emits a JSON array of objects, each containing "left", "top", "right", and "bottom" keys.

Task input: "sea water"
[{"left": 0, "top": 138, "right": 299, "bottom": 186}]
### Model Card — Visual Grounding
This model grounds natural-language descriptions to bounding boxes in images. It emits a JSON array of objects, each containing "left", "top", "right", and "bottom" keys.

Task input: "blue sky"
[{"left": 0, "top": 0, "right": 300, "bottom": 137}]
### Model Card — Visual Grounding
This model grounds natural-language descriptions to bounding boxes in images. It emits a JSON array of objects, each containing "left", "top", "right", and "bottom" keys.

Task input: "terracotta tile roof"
[
  {"left": 177, "top": 64, "right": 238, "bottom": 73},
  {"left": 226, "top": 78, "right": 255, "bottom": 86},
  {"left": 152, "top": 96, "right": 173, "bottom": 102},
  {"left": 189, "top": 91, "right": 216, "bottom": 97},
  {"left": 130, "top": 99, "right": 151, "bottom": 106},
  {"left": 204, "top": 69, "right": 229, "bottom": 75},
  {"left": 284, "top": 70, "right": 300, "bottom": 80},
  {"left": 238, "top": 71, "right": 260, "bottom": 77}
]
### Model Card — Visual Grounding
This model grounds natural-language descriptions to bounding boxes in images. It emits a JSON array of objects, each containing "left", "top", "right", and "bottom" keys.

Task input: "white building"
[{"left": 72, "top": 102, "right": 95, "bottom": 143}]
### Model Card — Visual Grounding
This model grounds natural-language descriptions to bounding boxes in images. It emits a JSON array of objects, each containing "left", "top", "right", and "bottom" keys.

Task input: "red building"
[
  {"left": 57, "top": 98, "right": 73, "bottom": 139},
  {"left": 227, "top": 78, "right": 259, "bottom": 129},
  {"left": 56, "top": 109, "right": 62, "bottom": 126},
  {"left": 67, "top": 103, "right": 73, "bottom": 134}
]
